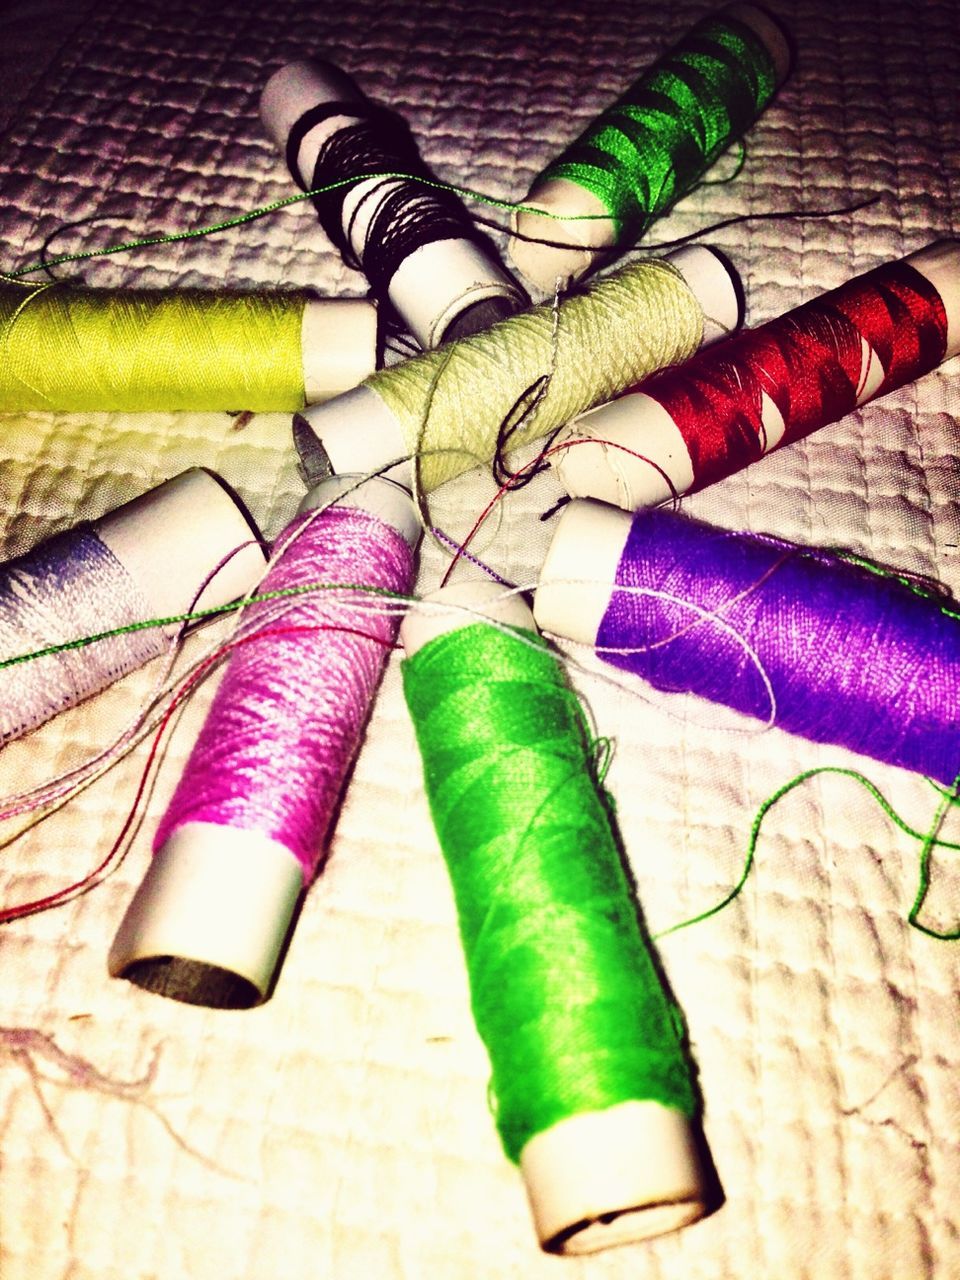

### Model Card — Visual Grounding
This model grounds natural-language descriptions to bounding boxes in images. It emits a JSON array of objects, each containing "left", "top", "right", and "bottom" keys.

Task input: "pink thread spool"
[{"left": 109, "top": 475, "right": 420, "bottom": 1007}]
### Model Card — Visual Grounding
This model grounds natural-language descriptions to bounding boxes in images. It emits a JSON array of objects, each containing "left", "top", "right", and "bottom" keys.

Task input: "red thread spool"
[{"left": 555, "top": 241, "right": 959, "bottom": 509}]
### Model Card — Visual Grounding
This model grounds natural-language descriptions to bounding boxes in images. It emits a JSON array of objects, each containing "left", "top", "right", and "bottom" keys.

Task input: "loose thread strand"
[
  {"left": 5, "top": 170, "right": 879, "bottom": 280},
  {"left": 655, "top": 766, "right": 960, "bottom": 941}
]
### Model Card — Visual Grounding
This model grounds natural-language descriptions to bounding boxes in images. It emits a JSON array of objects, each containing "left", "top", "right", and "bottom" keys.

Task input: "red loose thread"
[{"left": 630, "top": 259, "right": 948, "bottom": 488}]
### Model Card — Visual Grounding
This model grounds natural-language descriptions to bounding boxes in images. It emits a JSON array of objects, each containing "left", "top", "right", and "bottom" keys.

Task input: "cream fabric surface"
[{"left": 0, "top": 1, "right": 958, "bottom": 1277}]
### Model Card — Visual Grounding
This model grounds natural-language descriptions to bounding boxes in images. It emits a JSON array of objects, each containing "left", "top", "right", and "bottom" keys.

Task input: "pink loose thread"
[{"left": 154, "top": 505, "right": 415, "bottom": 880}]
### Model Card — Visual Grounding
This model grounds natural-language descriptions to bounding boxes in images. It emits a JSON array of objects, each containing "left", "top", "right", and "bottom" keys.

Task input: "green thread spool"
[
  {"left": 509, "top": 3, "right": 791, "bottom": 293},
  {"left": 400, "top": 582, "right": 707, "bottom": 1255},
  {"left": 0, "top": 282, "right": 377, "bottom": 413},
  {"left": 298, "top": 244, "right": 739, "bottom": 493}
]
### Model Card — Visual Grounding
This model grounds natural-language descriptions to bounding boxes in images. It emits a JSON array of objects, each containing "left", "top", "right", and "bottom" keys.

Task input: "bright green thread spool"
[
  {"left": 0, "top": 283, "right": 376, "bottom": 413},
  {"left": 401, "top": 586, "right": 705, "bottom": 1254},
  {"left": 510, "top": 4, "right": 790, "bottom": 292},
  {"left": 309, "top": 252, "right": 711, "bottom": 494}
]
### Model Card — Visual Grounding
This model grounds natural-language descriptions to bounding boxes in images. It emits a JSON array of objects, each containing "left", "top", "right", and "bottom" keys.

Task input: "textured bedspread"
[{"left": 0, "top": 0, "right": 958, "bottom": 1277}]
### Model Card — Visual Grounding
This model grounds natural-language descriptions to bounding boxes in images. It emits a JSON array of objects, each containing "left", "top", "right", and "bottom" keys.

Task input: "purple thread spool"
[{"left": 534, "top": 500, "right": 960, "bottom": 784}]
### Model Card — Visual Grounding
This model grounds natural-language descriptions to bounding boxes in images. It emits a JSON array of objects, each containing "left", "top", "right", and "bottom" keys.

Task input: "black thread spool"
[{"left": 261, "top": 59, "right": 527, "bottom": 349}]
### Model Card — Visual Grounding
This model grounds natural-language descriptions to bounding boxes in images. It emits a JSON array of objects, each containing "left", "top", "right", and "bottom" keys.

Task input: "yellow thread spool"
[{"left": 0, "top": 282, "right": 377, "bottom": 412}]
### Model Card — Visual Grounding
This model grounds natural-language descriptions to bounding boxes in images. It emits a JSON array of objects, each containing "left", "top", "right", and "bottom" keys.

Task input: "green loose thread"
[
  {"left": 0, "top": 578, "right": 412, "bottom": 671},
  {"left": 541, "top": 12, "right": 778, "bottom": 241},
  {"left": 402, "top": 621, "right": 696, "bottom": 1162},
  {"left": 657, "top": 767, "right": 960, "bottom": 942},
  {"left": 831, "top": 549, "right": 960, "bottom": 622},
  {"left": 4, "top": 177, "right": 577, "bottom": 281},
  {"left": 6, "top": 175, "right": 879, "bottom": 287}
]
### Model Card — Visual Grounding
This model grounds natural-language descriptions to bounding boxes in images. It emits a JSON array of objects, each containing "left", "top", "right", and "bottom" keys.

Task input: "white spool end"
[
  {"left": 533, "top": 498, "right": 632, "bottom": 643},
  {"left": 519, "top": 1099, "right": 708, "bottom": 1254},
  {"left": 552, "top": 391, "right": 696, "bottom": 510},
  {"left": 299, "top": 473, "right": 421, "bottom": 549},
  {"left": 725, "top": 3, "right": 793, "bottom": 86},
  {"left": 664, "top": 244, "right": 742, "bottom": 346},
  {"left": 108, "top": 823, "right": 304, "bottom": 1008},
  {"left": 298, "top": 384, "right": 413, "bottom": 487},
  {"left": 94, "top": 469, "right": 266, "bottom": 621},
  {"left": 509, "top": 181, "right": 613, "bottom": 297},
  {"left": 387, "top": 238, "right": 526, "bottom": 349},
  {"left": 301, "top": 298, "right": 378, "bottom": 403},
  {"left": 260, "top": 59, "right": 362, "bottom": 156},
  {"left": 401, "top": 580, "right": 535, "bottom": 657},
  {"left": 905, "top": 239, "right": 960, "bottom": 361}
]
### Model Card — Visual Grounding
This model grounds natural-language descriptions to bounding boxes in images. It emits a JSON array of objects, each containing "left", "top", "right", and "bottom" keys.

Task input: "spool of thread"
[
  {"left": 401, "top": 581, "right": 706, "bottom": 1254},
  {"left": 297, "top": 243, "right": 740, "bottom": 491},
  {"left": 555, "top": 241, "right": 960, "bottom": 509},
  {"left": 535, "top": 499, "right": 960, "bottom": 783},
  {"left": 0, "top": 283, "right": 377, "bottom": 412},
  {"left": 260, "top": 59, "right": 527, "bottom": 348},
  {"left": 509, "top": 3, "right": 791, "bottom": 293},
  {"left": 0, "top": 469, "right": 265, "bottom": 746},
  {"left": 109, "top": 475, "right": 419, "bottom": 1008}
]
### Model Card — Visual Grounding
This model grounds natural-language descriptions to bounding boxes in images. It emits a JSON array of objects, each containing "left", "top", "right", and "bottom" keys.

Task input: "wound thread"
[
  {"left": 0, "top": 526, "right": 161, "bottom": 745},
  {"left": 0, "top": 470, "right": 265, "bottom": 748},
  {"left": 508, "top": 5, "right": 788, "bottom": 290},
  {"left": 263, "top": 60, "right": 525, "bottom": 347},
  {"left": 642, "top": 258, "right": 948, "bottom": 487},
  {"left": 402, "top": 618, "right": 697, "bottom": 1162},
  {"left": 364, "top": 255, "right": 705, "bottom": 491},
  {"left": 543, "top": 9, "right": 779, "bottom": 242},
  {"left": 554, "top": 247, "right": 955, "bottom": 510},
  {"left": 0, "top": 282, "right": 360, "bottom": 413},
  {"left": 594, "top": 508, "right": 960, "bottom": 783},
  {"left": 291, "top": 99, "right": 485, "bottom": 300},
  {"left": 154, "top": 505, "right": 415, "bottom": 876}
]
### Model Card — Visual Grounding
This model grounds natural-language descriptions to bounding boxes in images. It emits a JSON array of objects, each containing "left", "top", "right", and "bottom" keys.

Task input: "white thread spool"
[
  {"left": 261, "top": 59, "right": 527, "bottom": 348},
  {"left": 295, "top": 243, "right": 741, "bottom": 487},
  {"left": 109, "top": 475, "right": 421, "bottom": 1009},
  {"left": 0, "top": 468, "right": 266, "bottom": 746},
  {"left": 508, "top": 4, "right": 792, "bottom": 295},
  {"left": 94, "top": 470, "right": 267, "bottom": 618},
  {"left": 553, "top": 241, "right": 960, "bottom": 511},
  {"left": 402, "top": 580, "right": 708, "bottom": 1255}
]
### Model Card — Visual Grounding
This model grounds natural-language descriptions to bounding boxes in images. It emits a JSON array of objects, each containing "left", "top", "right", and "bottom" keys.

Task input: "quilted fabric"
[{"left": 0, "top": 1, "right": 958, "bottom": 1277}]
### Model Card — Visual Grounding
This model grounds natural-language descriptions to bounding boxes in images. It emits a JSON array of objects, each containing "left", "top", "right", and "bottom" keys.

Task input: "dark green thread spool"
[{"left": 510, "top": 3, "right": 791, "bottom": 293}]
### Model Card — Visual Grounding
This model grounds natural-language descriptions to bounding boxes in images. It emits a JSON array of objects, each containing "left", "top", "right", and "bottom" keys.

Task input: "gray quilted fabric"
[{"left": 0, "top": 1, "right": 958, "bottom": 1277}]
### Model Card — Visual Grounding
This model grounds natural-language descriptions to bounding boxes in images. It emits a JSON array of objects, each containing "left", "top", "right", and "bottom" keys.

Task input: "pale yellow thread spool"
[{"left": 298, "top": 244, "right": 740, "bottom": 492}]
